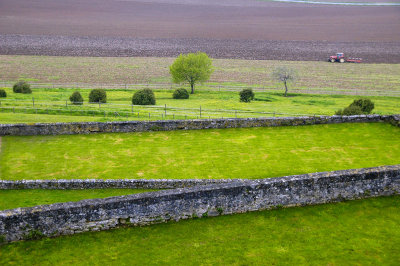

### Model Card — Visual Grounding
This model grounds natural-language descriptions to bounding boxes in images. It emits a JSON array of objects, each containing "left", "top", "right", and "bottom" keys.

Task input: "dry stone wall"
[
  {"left": 1, "top": 115, "right": 397, "bottom": 136},
  {"left": 1, "top": 165, "right": 399, "bottom": 243},
  {"left": 0, "top": 179, "right": 237, "bottom": 190}
]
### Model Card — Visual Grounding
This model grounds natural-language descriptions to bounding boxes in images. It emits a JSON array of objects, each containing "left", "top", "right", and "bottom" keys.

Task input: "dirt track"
[{"left": 0, "top": 0, "right": 399, "bottom": 62}]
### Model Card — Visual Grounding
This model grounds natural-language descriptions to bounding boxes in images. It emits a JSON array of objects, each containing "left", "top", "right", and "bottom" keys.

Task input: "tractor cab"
[
  {"left": 336, "top": 53, "right": 344, "bottom": 58},
  {"left": 329, "top": 52, "right": 345, "bottom": 63}
]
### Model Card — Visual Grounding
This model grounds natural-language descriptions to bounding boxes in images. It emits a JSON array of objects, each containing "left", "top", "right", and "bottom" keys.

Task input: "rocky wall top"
[
  {"left": 0, "top": 178, "right": 238, "bottom": 190},
  {"left": 0, "top": 115, "right": 395, "bottom": 136}
]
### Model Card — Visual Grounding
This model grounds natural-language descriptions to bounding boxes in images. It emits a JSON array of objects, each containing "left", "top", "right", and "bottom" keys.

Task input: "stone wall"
[
  {"left": 0, "top": 179, "right": 237, "bottom": 190},
  {"left": 386, "top": 115, "right": 400, "bottom": 127},
  {"left": 1, "top": 165, "right": 399, "bottom": 243},
  {"left": 1, "top": 115, "right": 397, "bottom": 136}
]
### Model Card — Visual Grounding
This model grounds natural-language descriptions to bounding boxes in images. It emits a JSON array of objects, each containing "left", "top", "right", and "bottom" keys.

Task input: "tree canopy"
[
  {"left": 272, "top": 66, "right": 297, "bottom": 97},
  {"left": 169, "top": 52, "right": 214, "bottom": 94}
]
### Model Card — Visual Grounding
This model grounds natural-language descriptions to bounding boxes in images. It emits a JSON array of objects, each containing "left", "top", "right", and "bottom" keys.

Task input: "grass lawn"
[
  {"left": 0, "top": 112, "right": 118, "bottom": 124},
  {"left": 0, "top": 88, "right": 399, "bottom": 123},
  {"left": 1, "top": 123, "right": 399, "bottom": 180},
  {"left": 0, "top": 189, "right": 156, "bottom": 210},
  {"left": 1, "top": 195, "right": 399, "bottom": 265}
]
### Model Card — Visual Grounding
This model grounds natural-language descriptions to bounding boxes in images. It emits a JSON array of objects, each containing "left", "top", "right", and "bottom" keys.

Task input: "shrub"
[
  {"left": 0, "top": 89, "right": 6, "bottom": 98},
  {"left": 13, "top": 81, "right": 32, "bottom": 94},
  {"left": 335, "top": 105, "right": 363, "bottom": 116},
  {"left": 69, "top": 91, "right": 83, "bottom": 105},
  {"left": 89, "top": 89, "right": 107, "bottom": 103},
  {"left": 239, "top": 88, "right": 255, "bottom": 102},
  {"left": 349, "top": 98, "right": 374, "bottom": 114},
  {"left": 335, "top": 98, "right": 375, "bottom": 116},
  {"left": 172, "top": 88, "right": 189, "bottom": 99},
  {"left": 132, "top": 89, "right": 156, "bottom": 105}
]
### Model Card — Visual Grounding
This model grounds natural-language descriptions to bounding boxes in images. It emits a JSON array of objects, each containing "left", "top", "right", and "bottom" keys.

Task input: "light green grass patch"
[{"left": 1, "top": 123, "right": 399, "bottom": 180}]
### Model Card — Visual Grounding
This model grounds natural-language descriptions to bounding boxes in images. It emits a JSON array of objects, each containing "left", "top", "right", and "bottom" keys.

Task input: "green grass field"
[
  {"left": 0, "top": 87, "right": 399, "bottom": 124},
  {"left": 1, "top": 195, "right": 399, "bottom": 265},
  {"left": 1, "top": 123, "right": 399, "bottom": 180},
  {"left": 0, "top": 189, "right": 156, "bottom": 210},
  {"left": 0, "top": 112, "right": 115, "bottom": 123},
  {"left": 1, "top": 55, "right": 399, "bottom": 265}
]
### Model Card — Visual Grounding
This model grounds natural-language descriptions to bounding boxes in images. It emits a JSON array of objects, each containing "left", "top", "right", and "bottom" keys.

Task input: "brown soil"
[
  {"left": 1, "top": 35, "right": 399, "bottom": 63},
  {"left": 0, "top": 0, "right": 399, "bottom": 62}
]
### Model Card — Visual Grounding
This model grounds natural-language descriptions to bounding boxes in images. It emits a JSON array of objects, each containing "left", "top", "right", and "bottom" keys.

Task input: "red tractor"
[{"left": 329, "top": 53, "right": 362, "bottom": 63}]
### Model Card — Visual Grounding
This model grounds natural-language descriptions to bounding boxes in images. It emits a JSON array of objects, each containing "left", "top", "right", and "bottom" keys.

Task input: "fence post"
[
  {"left": 200, "top": 106, "right": 202, "bottom": 118},
  {"left": 32, "top": 97, "right": 35, "bottom": 107},
  {"left": 173, "top": 114, "right": 175, "bottom": 119},
  {"left": 138, "top": 112, "right": 139, "bottom": 118},
  {"left": 66, "top": 100, "right": 68, "bottom": 107},
  {"left": 149, "top": 112, "right": 150, "bottom": 120},
  {"left": 164, "top": 104, "right": 167, "bottom": 117},
  {"left": 131, "top": 104, "right": 133, "bottom": 113},
  {"left": 99, "top": 102, "right": 101, "bottom": 108},
  {"left": 235, "top": 110, "right": 237, "bottom": 118}
]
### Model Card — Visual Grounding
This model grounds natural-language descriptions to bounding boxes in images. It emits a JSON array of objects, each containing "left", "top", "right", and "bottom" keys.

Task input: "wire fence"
[
  {"left": 1, "top": 81, "right": 399, "bottom": 97},
  {"left": 0, "top": 98, "right": 324, "bottom": 121}
]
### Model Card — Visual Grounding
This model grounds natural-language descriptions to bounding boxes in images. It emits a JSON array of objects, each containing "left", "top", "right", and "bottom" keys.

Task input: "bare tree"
[{"left": 272, "top": 66, "right": 297, "bottom": 97}]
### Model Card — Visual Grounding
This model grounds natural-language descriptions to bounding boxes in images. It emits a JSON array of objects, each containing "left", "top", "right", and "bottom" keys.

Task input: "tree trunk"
[
  {"left": 284, "top": 81, "right": 288, "bottom": 97},
  {"left": 191, "top": 83, "right": 194, "bottom": 94}
]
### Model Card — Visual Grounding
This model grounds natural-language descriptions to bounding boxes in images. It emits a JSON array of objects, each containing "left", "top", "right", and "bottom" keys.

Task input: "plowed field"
[{"left": 0, "top": 0, "right": 399, "bottom": 62}]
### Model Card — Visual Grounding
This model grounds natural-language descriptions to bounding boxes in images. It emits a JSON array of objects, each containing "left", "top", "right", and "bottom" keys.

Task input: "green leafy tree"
[
  {"left": 169, "top": 52, "right": 214, "bottom": 94},
  {"left": 89, "top": 89, "right": 107, "bottom": 103},
  {"left": 335, "top": 105, "right": 363, "bottom": 116},
  {"left": 0, "top": 89, "right": 6, "bottom": 98},
  {"left": 239, "top": 89, "right": 254, "bottom": 102},
  {"left": 13, "top": 81, "right": 32, "bottom": 94},
  {"left": 335, "top": 98, "right": 375, "bottom": 116},
  {"left": 132, "top": 89, "right": 156, "bottom": 105},
  {"left": 272, "top": 66, "right": 297, "bottom": 97},
  {"left": 349, "top": 98, "right": 374, "bottom": 114},
  {"left": 69, "top": 91, "right": 84, "bottom": 105},
  {"left": 172, "top": 88, "right": 189, "bottom": 99}
]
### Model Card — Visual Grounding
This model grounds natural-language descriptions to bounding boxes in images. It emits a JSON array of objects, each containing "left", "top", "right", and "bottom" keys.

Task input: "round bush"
[
  {"left": 172, "top": 88, "right": 189, "bottom": 99},
  {"left": 335, "top": 105, "right": 363, "bottom": 116},
  {"left": 239, "top": 89, "right": 255, "bottom": 102},
  {"left": 132, "top": 89, "right": 156, "bottom": 105},
  {"left": 89, "top": 89, "right": 107, "bottom": 103},
  {"left": 69, "top": 91, "right": 84, "bottom": 105},
  {"left": 13, "top": 81, "right": 31, "bottom": 94},
  {"left": 349, "top": 98, "right": 374, "bottom": 114},
  {"left": 0, "top": 89, "right": 6, "bottom": 98}
]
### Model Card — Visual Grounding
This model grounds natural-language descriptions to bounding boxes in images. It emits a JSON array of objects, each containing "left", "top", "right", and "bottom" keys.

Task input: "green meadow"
[
  {"left": 1, "top": 123, "right": 399, "bottom": 180},
  {"left": 0, "top": 88, "right": 399, "bottom": 124},
  {"left": 1, "top": 195, "right": 399, "bottom": 265},
  {"left": 1, "top": 55, "right": 400, "bottom": 265}
]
